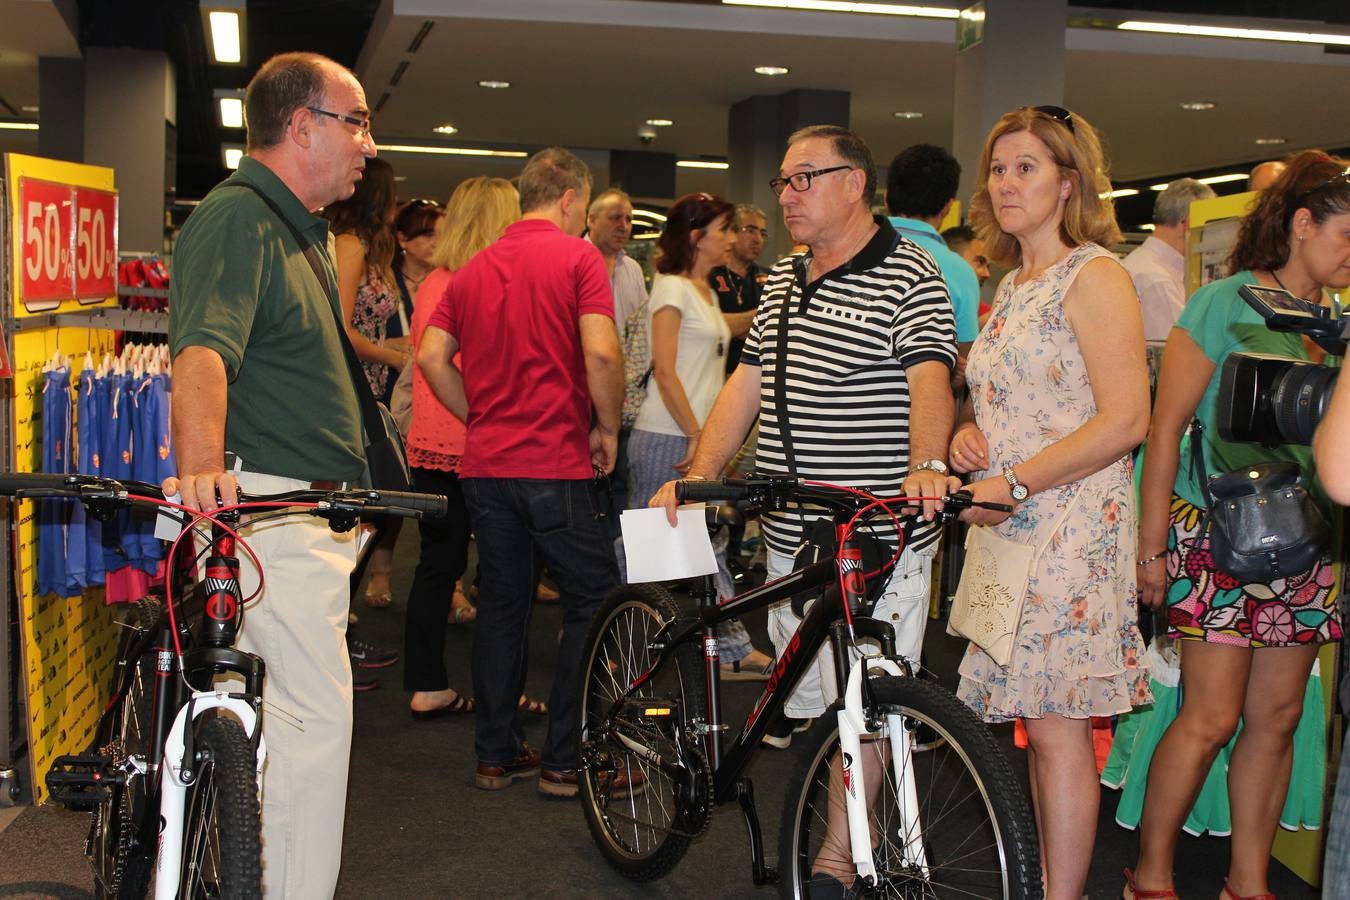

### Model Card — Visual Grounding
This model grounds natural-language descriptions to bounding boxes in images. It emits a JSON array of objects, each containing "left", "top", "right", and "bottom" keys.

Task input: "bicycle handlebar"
[
  {"left": 0, "top": 472, "right": 449, "bottom": 521},
  {"left": 673, "top": 475, "right": 1011, "bottom": 524}
]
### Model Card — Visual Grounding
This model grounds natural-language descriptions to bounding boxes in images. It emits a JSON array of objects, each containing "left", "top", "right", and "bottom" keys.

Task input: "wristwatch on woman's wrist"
[{"left": 1003, "top": 467, "right": 1030, "bottom": 502}]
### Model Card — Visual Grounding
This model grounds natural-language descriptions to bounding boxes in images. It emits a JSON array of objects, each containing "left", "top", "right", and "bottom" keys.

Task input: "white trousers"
[
  {"left": 223, "top": 469, "right": 357, "bottom": 900},
  {"left": 766, "top": 545, "right": 933, "bottom": 719}
]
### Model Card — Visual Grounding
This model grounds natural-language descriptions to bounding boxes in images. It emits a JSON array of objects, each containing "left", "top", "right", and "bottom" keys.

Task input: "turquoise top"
[
  {"left": 1172, "top": 270, "right": 1322, "bottom": 508},
  {"left": 888, "top": 216, "right": 980, "bottom": 342}
]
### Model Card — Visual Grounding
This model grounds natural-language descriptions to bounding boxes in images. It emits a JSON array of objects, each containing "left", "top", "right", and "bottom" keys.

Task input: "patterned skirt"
[{"left": 1164, "top": 494, "right": 1341, "bottom": 647}]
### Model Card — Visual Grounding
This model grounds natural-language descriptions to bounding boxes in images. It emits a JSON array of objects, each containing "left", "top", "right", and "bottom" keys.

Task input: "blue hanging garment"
[
  {"left": 100, "top": 368, "right": 134, "bottom": 574},
  {"left": 132, "top": 372, "right": 174, "bottom": 571},
  {"left": 74, "top": 366, "right": 105, "bottom": 587},
  {"left": 37, "top": 365, "right": 74, "bottom": 597}
]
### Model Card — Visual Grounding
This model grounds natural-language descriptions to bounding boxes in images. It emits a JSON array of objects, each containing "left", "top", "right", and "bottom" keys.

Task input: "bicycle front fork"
[{"left": 835, "top": 654, "right": 928, "bottom": 887}]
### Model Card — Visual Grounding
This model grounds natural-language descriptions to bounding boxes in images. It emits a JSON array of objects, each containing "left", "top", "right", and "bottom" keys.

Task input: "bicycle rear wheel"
[
  {"left": 177, "top": 716, "right": 261, "bottom": 899},
  {"left": 577, "top": 584, "right": 708, "bottom": 881},
  {"left": 92, "top": 598, "right": 161, "bottom": 900},
  {"left": 779, "top": 676, "right": 1041, "bottom": 899}
]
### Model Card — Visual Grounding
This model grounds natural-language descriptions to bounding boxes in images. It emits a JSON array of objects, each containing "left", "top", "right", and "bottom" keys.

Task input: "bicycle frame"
[{"left": 613, "top": 512, "right": 901, "bottom": 806}]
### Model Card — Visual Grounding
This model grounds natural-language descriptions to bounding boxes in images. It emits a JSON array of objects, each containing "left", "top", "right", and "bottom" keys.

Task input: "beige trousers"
[{"left": 224, "top": 469, "right": 357, "bottom": 899}]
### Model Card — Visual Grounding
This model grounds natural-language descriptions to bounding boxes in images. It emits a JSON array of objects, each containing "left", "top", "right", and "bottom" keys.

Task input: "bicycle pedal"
[{"left": 45, "top": 754, "right": 122, "bottom": 808}]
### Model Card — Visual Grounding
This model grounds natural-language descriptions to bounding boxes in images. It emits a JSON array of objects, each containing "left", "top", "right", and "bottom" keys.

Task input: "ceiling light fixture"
[
  {"left": 724, "top": 0, "right": 959, "bottom": 19},
  {"left": 1178, "top": 101, "right": 1217, "bottom": 111},
  {"left": 753, "top": 66, "right": 790, "bottom": 76},
  {"left": 1149, "top": 172, "right": 1248, "bottom": 192},
  {"left": 222, "top": 144, "right": 244, "bottom": 170},
  {"left": 677, "top": 160, "right": 730, "bottom": 170},
  {"left": 1255, "top": 137, "right": 1287, "bottom": 146},
  {"left": 1140, "top": 224, "right": 1157, "bottom": 232},
  {"left": 433, "top": 124, "right": 459, "bottom": 135},
  {"left": 214, "top": 89, "right": 245, "bottom": 128},
  {"left": 645, "top": 118, "right": 674, "bottom": 127},
  {"left": 893, "top": 111, "right": 924, "bottom": 120},
  {"left": 1103, "top": 188, "right": 1140, "bottom": 199},
  {"left": 1118, "top": 20, "right": 1350, "bottom": 47},
  {"left": 201, "top": 1, "right": 246, "bottom": 65},
  {"left": 21, "top": 105, "right": 38, "bottom": 113},
  {"left": 632, "top": 210, "right": 669, "bottom": 222},
  {"left": 477, "top": 80, "right": 511, "bottom": 89},
  {"left": 378, "top": 144, "right": 529, "bottom": 158},
  {"left": 0, "top": 121, "right": 39, "bottom": 131}
]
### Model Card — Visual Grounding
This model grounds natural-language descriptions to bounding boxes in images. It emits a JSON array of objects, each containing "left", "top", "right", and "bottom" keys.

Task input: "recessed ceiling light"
[
  {"left": 1178, "top": 101, "right": 1217, "bottom": 111},
  {"left": 433, "top": 124, "right": 458, "bottom": 135},
  {"left": 677, "top": 160, "right": 730, "bottom": 170},
  {"left": 477, "top": 80, "right": 511, "bottom": 89},
  {"left": 1255, "top": 137, "right": 1286, "bottom": 146},
  {"left": 378, "top": 144, "right": 529, "bottom": 158},
  {"left": 0, "top": 121, "right": 39, "bottom": 131},
  {"left": 222, "top": 145, "right": 244, "bottom": 170},
  {"left": 20, "top": 105, "right": 38, "bottom": 113},
  {"left": 1119, "top": 20, "right": 1350, "bottom": 47},
  {"left": 1102, "top": 188, "right": 1140, "bottom": 199},
  {"left": 893, "top": 111, "right": 924, "bottom": 120},
  {"left": 219, "top": 97, "right": 244, "bottom": 129},
  {"left": 754, "top": 65, "right": 790, "bottom": 76},
  {"left": 645, "top": 118, "right": 674, "bottom": 127},
  {"left": 1196, "top": 172, "right": 1249, "bottom": 185},
  {"left": 1140, "top": 223, "right": 1157, "bottom": 232},
  {"left": 724, "top": 1, "right": 959, "bottom": 19}
]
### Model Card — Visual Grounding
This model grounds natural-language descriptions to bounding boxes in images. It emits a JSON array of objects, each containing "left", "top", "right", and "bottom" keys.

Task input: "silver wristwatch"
[
  {"left": 1003, "top": 467, "right": 1029, "bottom": 502},
  {"left": 912, "top": 459, "right": 949, "bottom": 476}
]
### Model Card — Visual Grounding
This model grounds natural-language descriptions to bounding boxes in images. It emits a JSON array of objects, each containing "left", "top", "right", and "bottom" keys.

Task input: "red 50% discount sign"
[
  {"left": 74, "top": 187, "right": 118, "bottom": 300},
  {"left": 19, "top": 177, "right": 75, "bottom": 309}
]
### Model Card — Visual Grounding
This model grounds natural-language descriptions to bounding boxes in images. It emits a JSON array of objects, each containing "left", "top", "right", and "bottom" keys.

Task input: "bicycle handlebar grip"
[
  {"left": 367, "top": 489, "right": 449, "bottom": 519},
  {"left": 674, "top": 479, "right": 747, "bottom": 503},
  {"left": 0, "top": 472, "right": 76, "bottom": 495}
]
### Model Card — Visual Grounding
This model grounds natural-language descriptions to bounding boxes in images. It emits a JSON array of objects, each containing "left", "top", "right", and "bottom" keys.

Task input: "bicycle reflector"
[{"left": 626, "top": 700, "right": 677, "bottom": 720}]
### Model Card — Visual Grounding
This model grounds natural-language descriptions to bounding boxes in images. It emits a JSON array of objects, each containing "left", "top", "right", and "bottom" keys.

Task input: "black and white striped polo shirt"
[{"left": 741, "top": 216, "right": 957, "bottom": 556}]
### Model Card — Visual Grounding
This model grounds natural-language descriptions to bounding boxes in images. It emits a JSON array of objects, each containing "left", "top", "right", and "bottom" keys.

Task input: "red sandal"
[
  {"left": 1122, "top": 868, "right": 1180, "bottom": 900},
  {"left": 1221, "top": 881, "right": 1275, "bottom": 900}
]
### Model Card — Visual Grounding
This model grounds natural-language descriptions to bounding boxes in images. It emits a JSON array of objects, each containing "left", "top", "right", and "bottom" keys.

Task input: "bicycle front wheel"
[
  {"left": 178, "top": 717, "right": 261, "bottom": 900},
  {"left": 779, "top": 676, "right": 1041, "bottom": 899},
  {"left": 577, "top": 584, "right": 708, "bottom": 882}
]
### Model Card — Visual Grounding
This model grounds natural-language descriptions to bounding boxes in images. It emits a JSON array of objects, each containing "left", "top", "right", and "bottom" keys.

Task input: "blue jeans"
[{"left": 463, "top": 477, "right": 619, "bottom": 771}]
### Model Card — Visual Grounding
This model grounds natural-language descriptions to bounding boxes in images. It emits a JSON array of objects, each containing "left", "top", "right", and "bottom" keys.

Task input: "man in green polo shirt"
[{"left": 164, "top": 51, "right": 374, "bottom": 899}]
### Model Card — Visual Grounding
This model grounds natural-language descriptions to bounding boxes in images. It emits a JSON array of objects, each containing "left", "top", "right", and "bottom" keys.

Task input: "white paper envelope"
[{"left": 620, "top": 506, "right": 718, "bottom": 583}]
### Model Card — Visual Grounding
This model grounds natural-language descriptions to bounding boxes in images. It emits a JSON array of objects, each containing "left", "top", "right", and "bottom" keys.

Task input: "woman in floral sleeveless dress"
[
  {"left": 948, "top": 106, "right": 1152, "bottom": 897},
  {"left": 324, "top": 157, "right": 407, "bottom": 607}
]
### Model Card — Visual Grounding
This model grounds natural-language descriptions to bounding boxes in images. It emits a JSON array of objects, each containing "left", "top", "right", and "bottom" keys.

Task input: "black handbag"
[
  {"left": 1189, "top": 418, "right": 1326, "bottom": 583},
  {"left": 232, "top": 183, "right": 413, "bottom": 492}
]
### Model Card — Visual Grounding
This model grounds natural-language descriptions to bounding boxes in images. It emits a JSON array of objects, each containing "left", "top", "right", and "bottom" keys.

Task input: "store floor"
[{"left": 0, "top": 524, "right": 1324, "bottom": 898}]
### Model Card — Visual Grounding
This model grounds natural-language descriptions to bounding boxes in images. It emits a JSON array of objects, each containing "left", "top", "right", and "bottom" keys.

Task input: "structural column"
[
  {"left": 82, "top": 48, "right": 176, "bottom": 254},
  {"left": 728, "top": 89, "right": 849, "bottom": 259},
  {"left": 952, "top": 0, "right": 1067, "bottom": 209}
]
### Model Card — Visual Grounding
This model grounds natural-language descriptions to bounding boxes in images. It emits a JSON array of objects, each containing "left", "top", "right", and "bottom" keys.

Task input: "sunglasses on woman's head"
[{"left": 1025, "top": 105, "right": 1075, "bottom": 134}]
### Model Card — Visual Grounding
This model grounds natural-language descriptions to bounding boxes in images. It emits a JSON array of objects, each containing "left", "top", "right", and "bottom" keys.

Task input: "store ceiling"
[{"left": 0, "top": 0, "right": 1348, "bottom": 228}]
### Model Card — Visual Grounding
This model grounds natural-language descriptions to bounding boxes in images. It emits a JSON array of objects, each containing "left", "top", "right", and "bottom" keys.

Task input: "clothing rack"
[{"left": 10, "top": 308, "right": 167, "bottom": 335}]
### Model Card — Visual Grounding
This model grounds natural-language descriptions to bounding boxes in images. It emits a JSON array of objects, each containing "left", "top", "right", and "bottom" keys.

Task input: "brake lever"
[{"left": 932, "top": 490, "right": 1014, "bottom": 524}]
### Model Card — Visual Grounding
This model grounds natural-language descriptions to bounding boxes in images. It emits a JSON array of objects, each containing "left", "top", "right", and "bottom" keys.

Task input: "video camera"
[{"left": 1216, "top": 284, "right": 1344, "bottom": 446}]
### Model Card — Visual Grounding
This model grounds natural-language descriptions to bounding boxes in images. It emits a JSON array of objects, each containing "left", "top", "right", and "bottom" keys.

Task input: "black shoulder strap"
[
  {"left": 774, "top": 258, "right": 810, "bottom": 478},
  {"left": 1189, "top": 417, "right": 1212, "bottom": 504},
  {"left": 230, "top": 182, "right": 382, "bottom": 442}
]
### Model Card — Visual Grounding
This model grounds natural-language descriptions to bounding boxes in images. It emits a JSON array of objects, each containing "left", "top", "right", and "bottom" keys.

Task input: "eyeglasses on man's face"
[
  {"left": 769, "top": 165, "right": 853, "bottom": 196},
  {"left": 307, "top": 105, "right": 372, "bottom": 137},
  {"left": 736, "top": 224, "right": 769, "bottom": 238}
]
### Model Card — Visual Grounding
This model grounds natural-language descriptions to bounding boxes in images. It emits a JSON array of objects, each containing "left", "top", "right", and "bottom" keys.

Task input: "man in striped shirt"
[{"left": 653, "top": 125, "right": 959, "bottom": 747}]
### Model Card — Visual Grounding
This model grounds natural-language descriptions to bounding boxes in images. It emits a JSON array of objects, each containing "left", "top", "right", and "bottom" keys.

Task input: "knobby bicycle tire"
[
  {"left": 92, "top": 598, "right": 162, "bottom": 900},
  {"left": 778, "top": 676, "right": 1042, "bottom": 899},
  {"left": 577, "top": 584, "right": 709, "bottom": 881},
  {"left": 177, "top": 717, "right": 262, "bottom": 900}
]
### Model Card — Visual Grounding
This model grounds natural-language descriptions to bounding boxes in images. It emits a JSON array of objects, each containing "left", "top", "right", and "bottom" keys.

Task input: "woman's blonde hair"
[
  {"left": 431, "top": 177, "right": 521, "bottom": 272},
  {"left": 969, "top": 107, "right": 1121, "bottom": 267}
]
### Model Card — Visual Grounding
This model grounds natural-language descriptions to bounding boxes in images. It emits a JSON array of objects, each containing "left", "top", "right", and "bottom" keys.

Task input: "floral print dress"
[
  {"left": 957, "top": 242, "right": 1151, "bottom": 722},
  {"left": 352, "top": 265, "right": 398, "bottom": 397}
]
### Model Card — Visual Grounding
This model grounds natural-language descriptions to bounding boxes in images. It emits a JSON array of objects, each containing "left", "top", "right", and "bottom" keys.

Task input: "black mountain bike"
[
  {"left": 3, "top": 472, "right": 445, "bottom": 899},
  {"left": 577, "top": 475, "right": 1042, "bottom": 898}
]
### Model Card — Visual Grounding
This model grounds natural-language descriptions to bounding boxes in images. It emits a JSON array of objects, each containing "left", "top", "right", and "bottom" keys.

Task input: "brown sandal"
[
  {"left": 1122, "top": 868, "right": 1179, "bottom": 900},
  {"left": 517, "top": 695, "right": 548, "bottom": 716}
]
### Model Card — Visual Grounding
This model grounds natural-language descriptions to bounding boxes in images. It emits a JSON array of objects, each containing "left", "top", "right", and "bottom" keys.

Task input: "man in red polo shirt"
[{"left": 419, "top": 146, "right": 623, "bottom": 796}]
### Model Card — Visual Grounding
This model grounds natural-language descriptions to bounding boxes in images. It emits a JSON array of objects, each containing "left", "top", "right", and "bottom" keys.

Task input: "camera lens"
[{"left": 1272, "top": 363, "right": 1338, "bottom": 445}]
